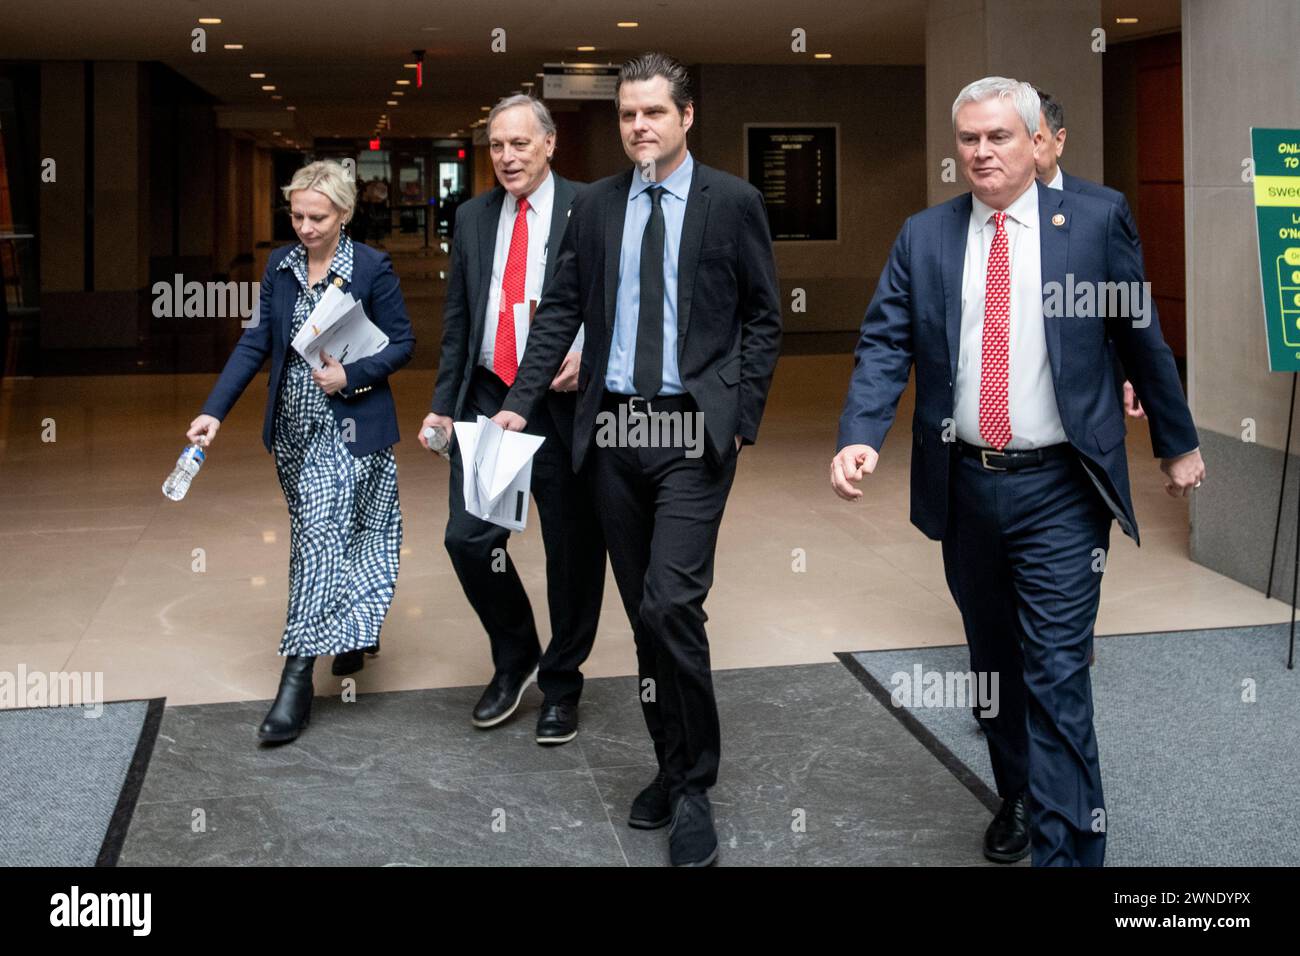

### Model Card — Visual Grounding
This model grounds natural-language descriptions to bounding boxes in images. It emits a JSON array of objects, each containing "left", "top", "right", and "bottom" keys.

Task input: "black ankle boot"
[
  {"left": 331, "top": 650, "right": 365, "bottom": 676},
  {"left": 332, "top": 638, "right": 379, "bottom": 676},
  {"left": 258, "top": 655, "right": 315, "bottom": 744}
]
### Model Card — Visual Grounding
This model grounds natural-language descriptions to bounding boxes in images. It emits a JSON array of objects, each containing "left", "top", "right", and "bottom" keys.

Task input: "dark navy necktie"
[{"left": 634, "top": 186, "right": 665, "bottom": 400}]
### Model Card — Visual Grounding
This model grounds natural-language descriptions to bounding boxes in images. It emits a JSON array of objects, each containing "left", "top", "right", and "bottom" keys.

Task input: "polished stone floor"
[
  {"left": 5, "top": 236, "right": 1288, "bottom": 867},
  {"left": 119, "top": 661, "right": 1005, "bottom": 866},
  {"left": 0, "top": 346, "right": 1287, "bottom": 709}
]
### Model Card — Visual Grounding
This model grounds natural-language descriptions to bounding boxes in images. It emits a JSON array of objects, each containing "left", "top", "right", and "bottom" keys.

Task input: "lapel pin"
[
  {"left": 333, "top": 276, "right": 344, "bottom": 287},
  {"left": 1051, "top": 213, "right": 1065, "bottom": 227}
]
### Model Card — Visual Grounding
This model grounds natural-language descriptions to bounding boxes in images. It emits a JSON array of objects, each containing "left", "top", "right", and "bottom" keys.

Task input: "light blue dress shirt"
[{"left": 604, "top": 150, "right": 695, "bottom": 395}]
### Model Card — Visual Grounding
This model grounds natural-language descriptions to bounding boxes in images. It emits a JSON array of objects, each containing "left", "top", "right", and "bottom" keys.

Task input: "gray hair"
[
  {"left": 617, "top": 52, "right": 693, "bottom": 114},
  {"left": 1035, "top": 87, "right": 1065, "bottom": 135},
  {"left": 951, "top": 77, "right": 1041, "bottom": 138},
  {"left": 281, "top": 160, "right": 356, "bottom": 222},
  {"left": 487, "top": 94, "right": 556, "bottom": 138}
]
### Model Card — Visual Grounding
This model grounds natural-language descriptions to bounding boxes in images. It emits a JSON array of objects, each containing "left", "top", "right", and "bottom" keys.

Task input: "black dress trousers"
[
  {"left": 592, "top": 396, "right": 739, "bottom": 800},
  {"left": 444, "top": 366, "right": 606, "bottom": 704}
]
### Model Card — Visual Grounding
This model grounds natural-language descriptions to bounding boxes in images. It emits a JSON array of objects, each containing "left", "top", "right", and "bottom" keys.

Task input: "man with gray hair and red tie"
[{"left": 421, "top": 94, "right": 606, "bottom": 746}]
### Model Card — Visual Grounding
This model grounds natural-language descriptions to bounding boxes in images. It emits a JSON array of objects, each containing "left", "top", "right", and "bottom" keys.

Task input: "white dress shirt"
[
  {"left": 479, "top": 170, "right": 582, "bottom": 371},
  {"left": 1045, "top": 166, "right": 1064, "bottom": 190},
  {"left": 954, "top": 180, "right": 1067, "bottom": 450}
]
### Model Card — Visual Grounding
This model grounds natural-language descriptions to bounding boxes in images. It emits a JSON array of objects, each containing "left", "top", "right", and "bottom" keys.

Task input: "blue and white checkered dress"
[{"left": 272, "top": 233, "right": 401, "bottom": 657}]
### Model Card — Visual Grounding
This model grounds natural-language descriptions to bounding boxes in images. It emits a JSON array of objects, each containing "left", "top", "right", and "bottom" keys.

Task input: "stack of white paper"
[
  {"left": 291, "top": 284, "right": 389, "bottom": 370},
  {"left": 453, "top": 416, "right": 545, "bottom": 532}
]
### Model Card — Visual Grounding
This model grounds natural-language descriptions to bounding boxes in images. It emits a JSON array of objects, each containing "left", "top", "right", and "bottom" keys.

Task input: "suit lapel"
[
  {"left": 941, "top": 194, "right": 972, "bottom": 383},
  {"left": 675, "top": 162, "right": 710, "bottom": 358},
  {"left": 545, "top": 176, "right": 574, "bottom": 290},
  {"left": 594, "top": 172, "right": 633, "bottom": 380},
  {"left": 1038, "top": 183, "right": 1068, "bottom": 384},
  {"left": 471, "top": 187, "right": 505, "bottom": 349},
  {"left": 602, "top": 171, "right": 632, "bottom": 336}
]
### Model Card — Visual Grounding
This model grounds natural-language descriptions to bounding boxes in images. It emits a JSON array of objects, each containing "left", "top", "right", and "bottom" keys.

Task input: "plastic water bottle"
[
  {"left": 162, "top": 444, "right": 207, "bottom": 501},
  {"left": 423, "top": 425, "right": 451, "bottom": 460}
]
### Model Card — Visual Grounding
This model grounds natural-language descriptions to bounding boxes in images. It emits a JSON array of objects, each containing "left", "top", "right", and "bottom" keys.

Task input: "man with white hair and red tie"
[{"left": 831, "top": 77, "right": 1204, "bottom": 866}]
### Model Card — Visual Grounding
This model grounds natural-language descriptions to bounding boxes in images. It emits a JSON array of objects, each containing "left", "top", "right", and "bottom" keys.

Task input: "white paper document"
[
  {"left": 452, "top": 416, "right": 545, "bottom": 532},
  {"left": 290, "top": 284, "right": 389, "bottom": 370}
]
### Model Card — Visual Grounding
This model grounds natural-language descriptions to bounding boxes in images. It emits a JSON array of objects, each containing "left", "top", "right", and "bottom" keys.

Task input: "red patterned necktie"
[
  {"left": 978, "top": 210, "right": 1013, "bottom": 451},
  {"left": 494, "top": 195, "right": 529, "bottom": 385}
]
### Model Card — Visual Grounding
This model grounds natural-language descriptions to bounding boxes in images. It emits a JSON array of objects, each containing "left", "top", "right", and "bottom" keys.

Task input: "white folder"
[
  {"left": 291, "top": 284, "right": 389, "bottom": 370},
  {"left": 453, "top": 415, "right": 545, "bottom": 532}
]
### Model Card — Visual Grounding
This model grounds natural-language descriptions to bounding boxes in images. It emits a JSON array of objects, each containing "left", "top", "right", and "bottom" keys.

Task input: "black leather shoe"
[
  {"left": 983, "top": 791, "right": 1030, "bottom": 863},
  {"left": 627, "top": 770, "right": 672, "bottom": 830},
  {"left": 471, "top": 666, "right": 537, "bottom": 728},
  {"left": 258, "top": 655, "right": 316, "bottom": 744},
  {"left": 536, "top": 701, "right": 578, "bottom": 745},
  {"left": 669, "top": 793, "right": 719, "bottom": 867}
]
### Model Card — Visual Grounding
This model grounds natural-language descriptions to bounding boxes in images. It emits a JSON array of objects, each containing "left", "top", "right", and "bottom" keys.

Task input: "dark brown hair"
[{"left": 616, "top": 52, "right": 693, "bottom": 114}]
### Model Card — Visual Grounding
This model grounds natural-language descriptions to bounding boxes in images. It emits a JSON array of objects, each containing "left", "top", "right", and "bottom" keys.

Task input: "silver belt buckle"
[
  {"left": 627, "top": 396, "right": 651, "bottom": 417},
  {"left": 980, "top": 448, "right": 1008, "bottom": 471}
]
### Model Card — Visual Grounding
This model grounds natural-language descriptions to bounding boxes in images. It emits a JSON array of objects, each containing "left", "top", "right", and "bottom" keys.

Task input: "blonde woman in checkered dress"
[{"left": 188, "top": 160, "right": 415, "bottom": 745}]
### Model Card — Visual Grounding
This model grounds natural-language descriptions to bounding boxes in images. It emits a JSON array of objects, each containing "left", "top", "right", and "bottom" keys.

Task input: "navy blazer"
[
  {"left": 837, "top": 182, "right": 1199, "bottom": 544},
  {"left": 431, "top": 174, "right": 585, "bottom": 449},
  {"left": 201, "top": 240, "right": 415, "bottom": 458}
]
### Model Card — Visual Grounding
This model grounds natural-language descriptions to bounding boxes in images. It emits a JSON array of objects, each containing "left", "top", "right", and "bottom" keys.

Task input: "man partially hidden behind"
[
  {"left": 1035, "top": 87, "right": 1147, "bottom": 420},
  {"left": 422, "top": 95, "right": 606, "bottom": 745},
  {"left": 492, "top": 53, "right": 782, "bottom": 866},
  {"left": 832, "top": 77, "right": 1204, "bottom": 865}
]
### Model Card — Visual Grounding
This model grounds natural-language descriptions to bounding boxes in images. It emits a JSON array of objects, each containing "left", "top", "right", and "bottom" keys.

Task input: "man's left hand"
[
  {"left": 551, "top": 351, "right": 581, "bottom": 392},
  {"left": 313, "top": 352, "right": 347, "bottom": 395},
  {"left": 1160, "top": 447, "right": 1205, "bottom": 498}
]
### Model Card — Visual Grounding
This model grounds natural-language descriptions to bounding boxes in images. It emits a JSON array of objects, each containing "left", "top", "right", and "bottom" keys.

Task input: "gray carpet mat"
[
  {"left": 0, "top": 698, "right": 160, "bottom": 866},
  {"left": 848, "top": 624, "right": 1300, "bottom": 866}
]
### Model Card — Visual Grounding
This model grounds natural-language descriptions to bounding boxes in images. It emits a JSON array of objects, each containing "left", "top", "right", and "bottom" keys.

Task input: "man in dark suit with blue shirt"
[
  {"left": 832, "top": 77, "right": 1205, "bottom": 866},
  {"left": 421, "top": 95, "right": 606, "bottom": 746},
  {"left": 492, "top": 52, "right": 782, "bottom": 866}
]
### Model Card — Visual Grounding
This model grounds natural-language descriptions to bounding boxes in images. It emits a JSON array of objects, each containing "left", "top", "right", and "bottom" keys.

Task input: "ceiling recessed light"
[
  {"left": 286, "top": 106, "right": 296, "bottom": 111},
  {"left": 271, "top": 94, "right": 282, "bottom": 100},
  {"left": 261, "top": 85, "right": 275, "bottom": 91},
  {"left": 536, "top": 72, "right": 544, "bottom": 77},
  {"left": 577, "top": 45, "right": 596, "bottom": 52},
  {"left": 480, "top": 105, "right": 490, "bottom": 111},
  {"left": 814, "top": 52, "right": 832, "bottom": 59},
  {"left": 404, "top": 63, "right": 419, "bottom": 69},
  {"left": 617, "top": 21, "right": 639, "bottom": 28},
  {"left": 396, "top": 79, "right": 411, "bottom": 85},
  {"left": 223, "top": 43, "right": 244, "bottom": 50},
  {"left": 386, "top": 100, "right": 398, "bottom": 105},
  {"left": 1116, "top": 16, "right": 1139, "bottom": 23},
  {"left": 521, "top": 81, "right": 534, "bottom": 87},
  {"left": 198, "top": 18, "right": 222, "bottom": 25},
  {"left": 249, "top": 72, "right": 266, "bottom": 79}
]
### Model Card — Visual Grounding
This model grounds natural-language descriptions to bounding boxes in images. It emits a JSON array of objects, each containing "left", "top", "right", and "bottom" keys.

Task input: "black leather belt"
[
  {"left": 600, "top": 392, "right": 695, "bottom": 415},
  {"left": 956, "top": 439, "right": 1072, "bottom": 471}
]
